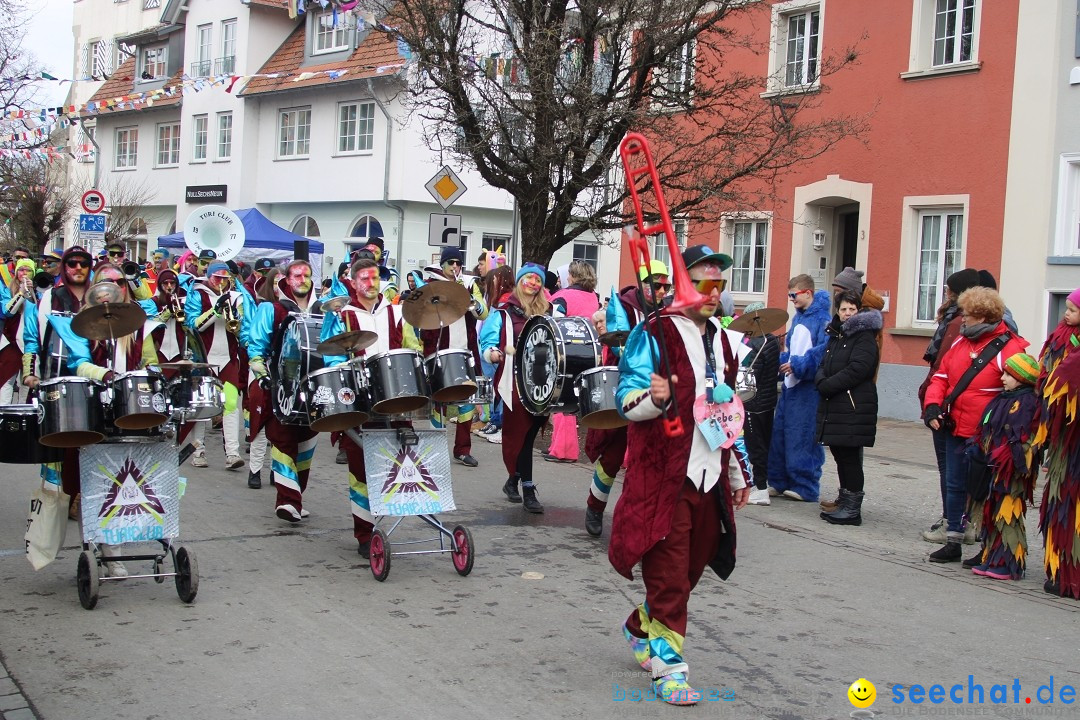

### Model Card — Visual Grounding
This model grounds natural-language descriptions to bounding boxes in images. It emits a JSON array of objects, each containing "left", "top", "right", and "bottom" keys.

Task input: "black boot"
[
  {"left": 821, "top": 489, "right": 863, "bottom": 526},
  {"left": 502, "top": 475, "right": 522, "bottom": 503},
  {"left": 585, "top": 507, "right": 603, "bottom": 537},
  {"left": 247, "top": 470, "right": 262, "bottom": 489},
  {"left": 929, "top": 541, "right": 963, "bottom": 563},
  {"left": 521, "top": 483, "right": 544, "bottom": 514}
]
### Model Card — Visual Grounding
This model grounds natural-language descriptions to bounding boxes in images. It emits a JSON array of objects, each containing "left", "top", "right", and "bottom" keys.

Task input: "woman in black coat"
[{"left": 815, "top": 290, "right": 882, "bottom": 526}]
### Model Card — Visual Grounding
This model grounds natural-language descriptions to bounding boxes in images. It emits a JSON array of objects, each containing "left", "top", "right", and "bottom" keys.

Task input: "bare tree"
[
  {"left": 0, "top": 0, "right": 51, "bottom": 149},
  {"left": 0, "top": 150, "right": 76, "bottom": 255},
  {"left": 378, "top": 0, "right": 866, "bottom": 264},
  {"left": 100, "top": 174, "right": 156, "bottom": 248}
]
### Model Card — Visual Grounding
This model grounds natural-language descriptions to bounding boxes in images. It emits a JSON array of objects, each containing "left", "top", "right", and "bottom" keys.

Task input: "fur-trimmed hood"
[{"left": 840, "top": 308, "right": 883, "bottom": 335}]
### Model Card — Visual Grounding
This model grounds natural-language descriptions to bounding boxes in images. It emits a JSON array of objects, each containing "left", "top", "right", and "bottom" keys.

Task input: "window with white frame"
[
  {"left": 219, "top": 19, "right": 237, "bottom": 74},
  {"left": 572, "top": 243, "right": 599, "bottom": 271},
  {"left": 730, "top": 219, "right": 769, "bottom": 294},
  {"left": 932, "top": 0, "right": 976, "bottom": 67},
  {"left": 115, "top": 127, "right": 138, "bottom": 169},
  {"left": 914, "top": 208, "right": 964, "bottom": 324},
  {"left": 194, "top": 24, "right": 212, "bottom": 77},
  {"left": 348, "top": 216, "right": 385, "bottom": 254},
  {"left": 279, "top": 108, "right": 311, "bottom": 158},
  {"left": 338, "top": 101, "right": 375, "bottom": 154},
  {"left": 313, "top": 10, "right": 349, "bottom": 53},
  {"left": 217, "top": 112, "right": 233, "bottom": 159},
  {"left": 156, "top": 122, "right": 180, "bottom": 167},
  {"left": 482, "top": 233, "right": 510, "bottom": 253},
  {"left": 192, "top": 115, "right": 208, "bottom": 162},
  {"left": 92, "top": 39, "right": 112, "bottom": 77},
  {"left": 290, "top": 216, "right": 322, "bottom": 238},
  {"left": 140, "top": 44, "right": 167, "bottom": 79},
  {"left": 767, "top": 1, "right": 821, "bottom": 92},
  {"left": 654, "top": 39, "right": 696, "bottom": 105},
  {"left": 115, "top": 41, "right": 135, "bottom": 71},
  {"left": 1054, "top": 153, "right": 1080, "bottom": 257},
  {"left": 651, "top": 219, "right": 688, "bottom": 266},
  {"left": 905, "top": 0, "right": 981, "bottom": 76}
]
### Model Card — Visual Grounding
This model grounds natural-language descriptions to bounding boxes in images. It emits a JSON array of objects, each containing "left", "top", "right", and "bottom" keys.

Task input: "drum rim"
[
  {"left": 114, "top": 369, "right": 163, "bottom": 380},
  {"left": 0, "top": 403, "right": 43, "bottom": 414},
  {"left": 39, "top": 376, "right": 101, "bottom": 387},
  {"left": 366, "top": 348, "right": 422, "bottom": 363},
  {"left": 423, "top": 348, "right": 472, "bottom": 363},
  {"left": 305, "top": 365, "right": 355, "bottom": 379},
  {"left": 578, "top": 365, "right": 619, "bottom": 378}
]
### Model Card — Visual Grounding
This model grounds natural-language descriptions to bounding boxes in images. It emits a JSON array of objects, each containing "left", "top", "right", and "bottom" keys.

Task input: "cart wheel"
[
  {"left": 369, "top": 530, "right": 390, "bottom": 582},
  {"left": 153, "top": 558, "right": 165, "bottom": 583},
  {"left": 450, "top": 525, "right": 474, "bottom": 576},
  {"left": 174, "top": 547, "right": 199, "bottom": 603},
  {"left": 77, "top": 550, "right": 99, "bottom": 610}
]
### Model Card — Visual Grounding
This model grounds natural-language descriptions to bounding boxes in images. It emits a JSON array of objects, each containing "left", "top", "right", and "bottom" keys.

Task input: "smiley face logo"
[{"left": 847, "top": 678, "right": 876, "bottom": 708}]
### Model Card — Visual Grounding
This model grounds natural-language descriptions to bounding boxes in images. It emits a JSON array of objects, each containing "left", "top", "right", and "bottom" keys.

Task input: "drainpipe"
[{"left": 366, "top": 78, "right": 405, "bottom": 278}]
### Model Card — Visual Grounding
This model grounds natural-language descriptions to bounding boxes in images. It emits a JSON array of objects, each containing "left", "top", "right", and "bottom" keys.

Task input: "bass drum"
[
  {"left": 0, "top": 404, "right": 61, "bottom": 464},
  {"left": 272, "top": 313, "right": 324, "bottom": 425},
  {"left": 575, "top": 366, "right": 627, "bottom": 430},
  {"left": 514, "top": 315, "right": 600, "bottom": 416}
]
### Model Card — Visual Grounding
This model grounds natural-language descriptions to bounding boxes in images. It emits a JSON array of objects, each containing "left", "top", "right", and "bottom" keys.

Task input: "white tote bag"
[{"left": 25, "top": 481, "right": 70, "bottom": 570}]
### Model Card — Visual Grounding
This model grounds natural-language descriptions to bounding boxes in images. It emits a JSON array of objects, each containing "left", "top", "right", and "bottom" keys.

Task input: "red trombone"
[{"left": 618, "top": 132, "right": 705, "bottom": 438}]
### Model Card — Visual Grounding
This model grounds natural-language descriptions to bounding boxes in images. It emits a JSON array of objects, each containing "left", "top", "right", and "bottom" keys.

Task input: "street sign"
[
  {"left": 78, "top": 213, "right": 106, "bottom": 242},
  {"left": 428, "top": 213, "right": 462, "bottom": 247},
  {"left": 81, "top": 189, "right": 105, "bottom": 214},
  {"left": 424, "top": 166, "right": 467, "bottom": 209}
]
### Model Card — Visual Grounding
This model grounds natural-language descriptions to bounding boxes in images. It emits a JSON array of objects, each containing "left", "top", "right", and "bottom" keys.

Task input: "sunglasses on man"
[
  {"left": 65, "top": 259, "right": 91, "bottom": 269},
  {"left": 108, "top": 250, "right": 126, "bottom": 257},
  {"left": 444, "top": 259, "right": 462, "bottom": 266},
  {"left": 787, "top": 289, "right": 811, "bottom": 301},
  {"left": 694, "top": 278, "right": 727, "bottom": 294}
]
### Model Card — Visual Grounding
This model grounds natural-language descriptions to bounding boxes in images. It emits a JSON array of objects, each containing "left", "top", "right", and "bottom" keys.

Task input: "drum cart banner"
[
  {"left": 79, "top": 443, "right": 180, "bottom": 545},
  {"left": 363, "top": 430, "right": 456, "bottom": 517}
]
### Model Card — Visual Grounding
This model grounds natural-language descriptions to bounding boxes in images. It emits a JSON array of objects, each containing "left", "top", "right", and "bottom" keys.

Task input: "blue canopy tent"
[{"left": 156, "top": 208, "right": 325, "bottom": 280}]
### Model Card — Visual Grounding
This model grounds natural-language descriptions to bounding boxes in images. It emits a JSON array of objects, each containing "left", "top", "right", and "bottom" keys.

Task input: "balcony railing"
[
  {"left": 144, "top": 0, "right": 161, "bottom": 9},
  {"left": 190, "top": 60, "right": 211, "bottom": 78},
  {"left": 214, "top": 55, "right": 236, "bottom": 75}
]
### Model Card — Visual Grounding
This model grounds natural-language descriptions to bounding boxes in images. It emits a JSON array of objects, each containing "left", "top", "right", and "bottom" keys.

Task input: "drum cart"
[{"left": 345, "top": 427, "right": 474, "bottom": 582}]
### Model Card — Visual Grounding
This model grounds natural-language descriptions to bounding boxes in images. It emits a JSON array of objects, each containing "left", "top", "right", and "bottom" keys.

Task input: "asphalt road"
[{"left": 0, "top": 418, "right": 1077, "bottom": 720}]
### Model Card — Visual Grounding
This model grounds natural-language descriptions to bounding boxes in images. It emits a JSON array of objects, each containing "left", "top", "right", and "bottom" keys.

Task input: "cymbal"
[
  {"left": 158, "top": 360, "right": 214, "bottom": 371},
  {"left": 316, "top": 329, "right": 378, "bottom": 356},
  {"left": 401, "top": 280, "right": 470, "bottom": 330},
  {"left": 598, "top": 330, "right": 630, "bottom": 348},
  {"left": 71, "top": 302, "right": 147, "bottom": 341},
  {"left": 317, "top": 295, "right": 351, "bottom": 313},
  {"left": 727, "top": 307, "right": 789, "bottom": 337}
]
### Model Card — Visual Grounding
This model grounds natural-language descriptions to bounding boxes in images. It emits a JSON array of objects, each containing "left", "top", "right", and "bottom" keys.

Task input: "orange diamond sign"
[{"left": 425, "top": 166, "right": 467, "bottom": 209}]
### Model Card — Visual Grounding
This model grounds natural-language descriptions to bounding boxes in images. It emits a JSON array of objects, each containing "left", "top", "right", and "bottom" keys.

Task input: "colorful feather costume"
[
  {"left": 971, "top": 387, "right": 1038, "bottom": 579},
  {"left": 1034, "top": 321, "right": 1080, "bottom": 597}
]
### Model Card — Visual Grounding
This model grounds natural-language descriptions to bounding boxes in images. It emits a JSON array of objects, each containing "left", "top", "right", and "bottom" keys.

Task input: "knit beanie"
[
  {"left": 205, "top": 261, "right": 230, "bottom": 277},
  {"left": 946, "top": 268, "right": 981, "bottom": 296},
  {"left": 1004, "top": 352, "right": 1039, "bottom": 386},
  {"left": 1068, "top": 287, "right": 1080, "bottom": 308},
  {"left": 440, "top": 246, "right": 464, "bottom": 265},
  {"left": 14, "top": 258, "right": 36, "bottom": 276},
  {"left": 516, "top": 262, "right": 546, "bottom": 284},
  {"left": 832, "top": 267, "right": 864, "bottom": 294}
]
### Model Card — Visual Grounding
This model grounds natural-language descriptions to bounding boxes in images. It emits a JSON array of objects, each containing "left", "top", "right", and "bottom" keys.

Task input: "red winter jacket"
[{"left": 923, "top": 321, "right": 1028, "bottom": 439}]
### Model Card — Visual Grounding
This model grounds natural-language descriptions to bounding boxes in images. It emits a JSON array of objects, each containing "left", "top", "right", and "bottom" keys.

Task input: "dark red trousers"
[{"left": 501, "top": 403, "right": 546, "bottom": 483}]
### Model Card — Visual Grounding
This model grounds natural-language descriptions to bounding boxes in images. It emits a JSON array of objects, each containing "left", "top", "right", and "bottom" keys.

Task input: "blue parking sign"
[{"left": 79, "top": 213, "right": 106, "bottom": 240}]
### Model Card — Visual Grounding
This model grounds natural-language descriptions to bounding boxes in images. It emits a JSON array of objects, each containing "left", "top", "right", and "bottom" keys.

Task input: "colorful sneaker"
[
  {"left": 654, "top": 672, "right": 702, "bottom": 705},
  {"left": 974, "top": 565, "right": 1013, "bottom": 580},
  {"left": 621, "top": 622, "right": 650, "bottom": 670}
]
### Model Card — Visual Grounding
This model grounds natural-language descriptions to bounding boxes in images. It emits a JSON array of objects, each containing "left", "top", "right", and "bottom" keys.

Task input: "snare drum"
[
  {"left": 456, "top": 376, "right": 493, "bottom": 407},
  {"left": 305, "top": 366, "right": 370, "bottom": 432},
  {"left": 515, "top": 315, "right": 601, "bottom": 415},
  {"left": 735, "top": 367, "right": 757, "bottom": 403},
  {"left": 425, "top": 349, "right": 477, "bottom": 403},
  {"left": 38, "top": 377, "right": 105, "bottom": 448},
  {"left": 110, "top": 370, "right": 169, "bottom": 430},
  {"left": 169, "top": 375, "right": 224, "bottom": 422},
  {"left": 575, "top": 366, "right": 627, "bottom": 430},
  {"left": 365, "top": 349, "right": 430, "bottom": 415},
  {"left": 0, "top": 403, "right": 61, "bottom": 463}
]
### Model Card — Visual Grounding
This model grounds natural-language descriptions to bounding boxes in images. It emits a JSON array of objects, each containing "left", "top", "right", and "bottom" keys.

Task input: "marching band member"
[
  {"left": 420, "top": 246, "right": 488, "bottom": 468},
  {"left": 0, "top": 258, "right": 35, "bottom": 403},
  {"left": 185, "top": 260, "right": 246, "bottom": 470},
  {"left": 247, "top": 260, "right": 321, "bottom": 523},
  {"left": 354, "top": 237, "right": 398, "bottom": 302},
  {"left": 147, "top": 269, "right": 188, "bottom": 367},
  {"left": 610, "top": 247, "right": 748, "bottom": 706},
  {"left": 241, "top": 266, "right": 279, "bottom": 490},
  {"left": 319, "top": 257, "right": 405, "bottom": 557},
  {"left": 479, "top": 262, "right": 555, "bottom": 514}
]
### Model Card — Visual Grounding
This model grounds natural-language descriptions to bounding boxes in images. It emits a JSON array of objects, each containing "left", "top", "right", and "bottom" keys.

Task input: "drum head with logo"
[{"left": 514, "top": 315, "right": 599, "bottom": 416}]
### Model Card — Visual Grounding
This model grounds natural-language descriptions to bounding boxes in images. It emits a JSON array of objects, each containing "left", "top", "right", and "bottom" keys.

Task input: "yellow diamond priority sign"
[{"left": 425, "top": 166, "right": 467, "bottom": 209}]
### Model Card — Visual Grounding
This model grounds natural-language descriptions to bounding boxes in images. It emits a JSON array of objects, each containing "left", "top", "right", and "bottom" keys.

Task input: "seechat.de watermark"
[{"left": 612, "top": 683, "right": 735, "bottom": 703}]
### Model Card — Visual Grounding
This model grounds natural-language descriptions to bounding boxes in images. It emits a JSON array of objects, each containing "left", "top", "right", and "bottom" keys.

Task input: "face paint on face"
[
  {"left": 15, "top": 267, "right": 31, "bottom": 283},
  {"left": 365, "top": 244, "right": 382, "bottom": 263},
  {"left": 288, "top": 265, "right": 313, "bottom": 297},
  {"left": 209, "top": 274, "right": 232, "bottom": 294},
  {"left": 352, "top": 267, "right": 380, "bottom": 300},
  {"left": 519, "top": 273, "right": 542, "bottom": 296}
]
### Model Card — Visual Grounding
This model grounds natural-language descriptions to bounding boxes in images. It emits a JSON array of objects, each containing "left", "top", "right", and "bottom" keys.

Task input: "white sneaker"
[
  {"left": 767, "top": 487, "right": 781, "bottom": 497},
  {"left": 782, "top": 490, "right": 805, "bottom": 501},
  {"left": 225, "top": 454, "right": 244, "bottom": 470},
  {"left": 190, "top": 451, "right": 208, "bottom": 468},
  {"left": 486, "top": 431, "right": 502, "bottom": 444},
  {"left": 300, "top": 508, "right": 310, "bottom": 518},
  {"left": 276, "top": 504, "right": 302, "bottom": 523},
  {"left": 747, "top": 488, "right": 771, "bottom": 506}
]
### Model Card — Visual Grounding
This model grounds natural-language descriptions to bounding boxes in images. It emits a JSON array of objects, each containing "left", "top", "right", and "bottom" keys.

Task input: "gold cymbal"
[
  {"left": 71, "top": 302, "right": 147, "bottom": 341},
  {"left": 400, "top": 280, "right": 470, "bottom": 330},
  {"left": 316, "top": 329, "right": 378, "bottom": 356},
  {"left": 317, "top": 295, "right": 351, "bottom": 313},
  {"left": 727, "top": 307, "right": 789, "bottom": 337}
]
